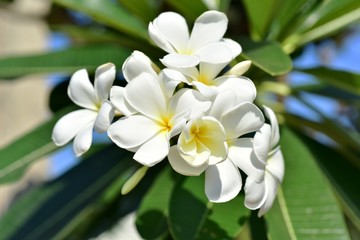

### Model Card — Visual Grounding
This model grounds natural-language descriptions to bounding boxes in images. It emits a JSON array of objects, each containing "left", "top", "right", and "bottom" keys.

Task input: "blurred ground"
[{"left": 0, "top": 0, "right": 51, "bottom": 216}]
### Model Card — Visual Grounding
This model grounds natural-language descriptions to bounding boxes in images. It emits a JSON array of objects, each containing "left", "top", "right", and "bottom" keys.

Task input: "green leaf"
[
  {"left": 265, "top": 126, "right": 351, "bottom": 240},
  {"left": 117, "top": 0, "right": 159, "bottom": 23},
  {"left": 242, "top": 0, "right": 280, "bottom": 40},
  {"left": 0, "top": 45, "right": 131, "bottom": 78},
  {"left": 136, "top": 166, "right": 179, "bottom": 239},
  {"left": 0, "top": 146, "right": 134, "bottom": 239},
  {"left": 165, "top": 0, "right": 208, "bottom": 22},
  {"left": 168, "top": 174, "right": 249, "bottom": 240},
  {"left": 0, "top": 107, "right": 74, "bottom": 184},
  {"left": 299, "top": 67, "right": 360, "bottom": 96},
  {"left": 298, "top": 133, "right": 360, "bottom": 232},
  {"left": 239, "top": 38, "right": 293, "bottom": 76},
  {"left": 282, "top": 1, "right": 360, "bottom": 53},
  {"left": 53, "top": 0, "right": 148, "bottom": 39}
]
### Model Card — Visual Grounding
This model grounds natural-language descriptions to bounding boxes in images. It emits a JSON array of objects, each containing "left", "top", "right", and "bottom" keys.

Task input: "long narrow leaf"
[
  {"left": 0, "top": 45, "right": 131, "bottom": 79},
  {"left": 266, "top": 126, "right": 351, "bottom": 240},
  {"left": 0, "top": 107, "right": 74, "bottom": 184}
]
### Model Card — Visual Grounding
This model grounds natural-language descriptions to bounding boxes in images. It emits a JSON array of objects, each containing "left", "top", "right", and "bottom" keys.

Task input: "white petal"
[
  {"left": 160, "top": 68, "right": 189, "bottom": 98},
  {"left": 205, "top": 159, "right": 242, "bottom": 203},
  {"left": 264, "top": 106, "right": 280, "bottom": 148},
  {"left": 94, "top": 101, "right": 114, "bottom": 133},
  {"left": 170, "top": 88, "right": 211, "bottom": 120},
  {"left": 107, "top": 115, "right": 160, "bottom": 149},
  {"left": 214, "top": 76, "right": 257, "bottom": 103},
  {"left": 225, "top": 60, "right": 252, "bottom": 76},
  {"left": 189, "top": 10, "right": 228, "bottom": 51},
  {"left": 148, "top": 22, "right": 176, "bottom": 53},
  {"left": 125, "top": 73, "right": 166, "bottom": 120},
  {"left": 253, "top": 124, "right": 272, "bottom": 163},
  {"left": 244, "top": 177, "right": 267, "bottom": 210},
  {"left": 110, "top": 86, "right": 136, "bottom": 116},
  {"left": 197, "top": 42, "right": 232, "bottom": 68},
  {"left": 94, "top": 63, "right": 116, "bottom": 102},
  {"left": 161, "top": 54, "right": 200, "bottom": 68},
  {"left": 151, "top": 12, "right": 189, "bottom": 53},
  {"left": 192, "top": 81, "right": 218, "bottom": 100},
  {"left": 67, "top": 69, "right": 97, "bottom": 110},
  {"left": 52, "top": 109, "right": 97, "bottom": 146},
  {"left": 134, "top": 132, "right": 169, "bottom": 166},
  {"left": 73, "top": 122, "right": 94, "bottom": 157},
  {"left": 267, "top": 147, "right": 285, "bottom": 183},
  {"left": 258, "top": 173, "right": 280, "bottom": 217},
  {"left": 168, "top": 145, "right": 208, "bottom": 176},
  {"left": 122, "top": 51, "right": 158, "bottom": 82},
  {"left": 209, "top": 89, "right": 238, "bottom": 120},
  {"left": 222, "top": 102, "right": 264, "bottom": 139},
  {"left": 229, "top": 138, "right": 265, "bottom": 182},
  {"left": 221, "top": 38, "right": 242, "bottom": 58}
]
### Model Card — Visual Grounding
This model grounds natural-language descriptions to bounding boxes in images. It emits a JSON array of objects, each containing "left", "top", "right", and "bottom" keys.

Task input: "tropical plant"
[{"left": 0, "top": 0, "right": 359, "bottom": 239}]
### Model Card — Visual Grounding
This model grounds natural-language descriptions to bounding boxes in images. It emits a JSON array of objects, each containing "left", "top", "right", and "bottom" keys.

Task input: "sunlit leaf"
[
  {"left": 300, "top": 67, "right": 360, "bottom": 95},
  {"left": 298, "top": 133, "right": 360, "bottom": 232},
  {"left": 0, "top": 45, "right": 131, "bottom": 78},
  {"left": 168, "top": 174, "right": 249, "bottom": 240},
  {"left": 136, "top": 166, "right": 179, "bottom": 239},
  {"left": 0, "top": 107, "right": 75, "bottom": 184},
  {"left": 53, "top": 0, "right": 148, "bottom": 39},
  {"left": 240, "top": 38, "right": 293, "bottom": 76},
  {"left": 266, "top": 126, "right": 351, "bottom": 240}
]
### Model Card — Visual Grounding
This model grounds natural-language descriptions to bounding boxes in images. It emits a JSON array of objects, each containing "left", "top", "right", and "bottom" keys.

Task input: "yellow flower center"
[{"left": 198, "top": 74, "right": 212, "bottom": 86}]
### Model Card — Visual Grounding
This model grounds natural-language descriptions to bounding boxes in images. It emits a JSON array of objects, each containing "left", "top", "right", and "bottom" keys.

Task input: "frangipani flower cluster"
[{"left": 52, "top": 10, "right": 284, "bottom": 216}]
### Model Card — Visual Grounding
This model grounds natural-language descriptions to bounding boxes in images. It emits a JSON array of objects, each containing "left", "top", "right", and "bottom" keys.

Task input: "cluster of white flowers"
[{"left": 52, "top": 10, "right": 284, "bottom": 216}]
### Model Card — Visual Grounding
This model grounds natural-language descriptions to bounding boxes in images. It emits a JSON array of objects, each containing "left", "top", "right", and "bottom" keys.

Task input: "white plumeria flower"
[
  {"left": 148, "top": 10, "right": 241, "bottom": 68},
  {"left": 108, "top": 72, "right": 211, "bottom": 167},
  {"left": 243, "top": 106, "right": 285, "bottom": 217},
  {"left": 52, "top": 63, "right": 116, "bottom": 156},
  {"left": 163, "top": 57, "right": 255, "bottom": 100},
  {"left": 168, "top": 90, "right": 265, "bottom": 202}
]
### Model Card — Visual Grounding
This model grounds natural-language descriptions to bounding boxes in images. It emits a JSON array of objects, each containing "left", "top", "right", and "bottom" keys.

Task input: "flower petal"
[
  {"left": 197, "top": 42, "right": 232, "bottom": 68},
  {"left": 267, "top": 147, "right": 285, "bottom": 183},
  {"left": 110, "top": 86, "right": 136, "bottom": 116},
  {"left": 125, "top": 73, "right": 166, "bottom": 120},
  {"left": 225, "top": 60, "right": 252, "bottom": 76},
  {"left": 214, "top": 76, "right": 257, "bottom": 103},
  {"left": 73, "top": 122, "right": 94, "bottom": 157},
  {"left": 148, "top": 22, "right": 176, "bottom": 53},
  {"left": 244, "top": 177, "right": 267, "bottom": 210},
  {"left": 221, "top": 102, "right": 264, "bottom": 139},
  {"left": 52, "top": 109, "right": 97, "bottom": 146},
  {"left": 209, "top": 89, "right": 238, "bottom": 120},
  {"left": 221, "top": 38, "right": 242, "bottom": 58},
  {"left": 161, "top": 53, "right": 200, "bottom": 68},
  {"left": 94, "top": 63, "right": 116, "bottom": 102},
  {"left": 205, "top": 158, "right": 242, "bottom": 203},
  {"left": 258, "top": 172, "right": 279, "bottom": 217},
  {"left": 189, "top": 10, "right": 228, "bottom": 51},
  {"left": 170, "top": 88, "right": 211, "bottom": 120},
  {"left": 168, "top": 146, "right": 208, "bottom": 176},
  {"left": 253, "top": 124, "right": 272, "bottom": 163},
  {"left": 134, "top": 132, "right": 169, "bottom": 166},
  {"left": 229, "top": 138, "right": 265, "bottom": 182},
  {"left": 107, "top": 115, "right": 160, "bottom": 149},
  {"left": 192, "top": 81, "right": 218, "bottom": 99},
  {"left": 264, "top": 106, "right": 280, "bottom": 148},
  {"left": 94, "top": 101, "right": 114, "bottom": 133},
  {"left": 150, "top": 12, "right": 189, "bottom": 53},
  {"left": 67, "top": 69, "right": 97, "bottom": 110},
  {"left": 160, "top": 68, "right": 189, "bottom": 98},
  {"left": 122, "top": 51, "right": 158, "bottom": 82}
]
